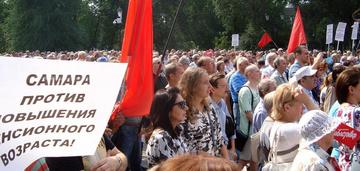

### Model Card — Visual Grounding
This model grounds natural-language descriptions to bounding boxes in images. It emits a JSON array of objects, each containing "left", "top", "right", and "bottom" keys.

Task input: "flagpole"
[
  {"left": 155, "top": 0, "right": 185, "bottom": 77},
  {"left": 353, "top": 40, "right": 355, "bottom": 50},
  {"left": 272, "top": 40, "right": 279, "bottom": 49},
  {"left": 160, "top": 0, "right": 185, "bottom": 64}
]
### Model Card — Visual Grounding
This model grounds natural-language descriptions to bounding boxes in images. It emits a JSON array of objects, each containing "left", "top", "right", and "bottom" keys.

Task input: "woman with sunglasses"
[
  {"left": 143, "top": 87, "right": 189, "bottom": 169},
  {"left": 179, "top": 67, "right": 228, "bottom": 158}
]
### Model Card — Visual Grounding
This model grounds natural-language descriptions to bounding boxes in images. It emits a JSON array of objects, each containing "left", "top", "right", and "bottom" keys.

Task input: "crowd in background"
[{"left": 2, "top": 46, "right": 360, "bottom": 171}]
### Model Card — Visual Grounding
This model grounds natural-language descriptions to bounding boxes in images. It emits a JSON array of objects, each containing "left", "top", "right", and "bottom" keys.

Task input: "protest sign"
[
  {"left": 0, "top": 57, "right": 127, "bottom": 170},
  {"left": 335, "top": 22, "right": 347, "bottom": 42},
  {"left": 351, "top": 22, "right": 359, "bottom": 40},
  {"left": 334, "top": 122, "right": 360, "bottom": 149},
  {"left": 326, "top": 24, "right": 333, "bottom": 44},
  {"left": 231, "top": 34, "right": 239, "bottom": 47}
]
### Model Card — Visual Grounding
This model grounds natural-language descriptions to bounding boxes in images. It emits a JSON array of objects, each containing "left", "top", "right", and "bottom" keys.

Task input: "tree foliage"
[
  {"left": 0, "top": 0, "right": 359, "bottom": 52},
  {"left": 6, "top": 0, "right": 83, "bottom": 51}
]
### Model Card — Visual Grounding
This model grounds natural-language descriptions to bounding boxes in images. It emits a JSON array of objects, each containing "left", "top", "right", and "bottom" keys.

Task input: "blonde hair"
[
  {"left": 149, "top": 154, "right": 240, "bottom": 171},
  {"left": 179, "top": 67, "right": 210, "bottom": 123},
  {"left": 271, "top": 83, "right": 295, "bottom": 121}
]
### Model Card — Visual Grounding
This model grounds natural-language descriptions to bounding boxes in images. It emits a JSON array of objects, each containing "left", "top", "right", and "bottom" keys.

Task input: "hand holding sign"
[{"left": 334, "top": 123, "right": 360, "bottom": 149}]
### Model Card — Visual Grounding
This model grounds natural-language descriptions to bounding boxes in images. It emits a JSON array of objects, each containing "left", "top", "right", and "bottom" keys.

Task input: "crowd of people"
[{"left": 3, "top": 46, "right": 360, "bottom": 171}]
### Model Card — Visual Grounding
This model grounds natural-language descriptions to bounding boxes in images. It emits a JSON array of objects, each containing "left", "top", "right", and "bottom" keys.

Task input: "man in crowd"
[
  {"left": 152, "top": 57, "right": 168, "bottom": 93},
  {"left": 290, "top": 66, "right": 320, "bottom": 111},
  {"left": 209, "top": 73, "right": 236, "bottom": 161},
  {"left": 197, "top": 56, "right": 216, "bottom": 74},
  {"left": 229, "top": 57, "right": 249, "bottom": 120},
  {"left": 270, "top": 56, "right": 288, "bottom": 86},
  {"left": 164, "top": 62, "right": 184, "bottom": 89},
  {"left": 289, "top": 46, "right": 309, "bottom": 78},
  {"left": 261, "top": 52, "right": 277, "bottom": 79}
]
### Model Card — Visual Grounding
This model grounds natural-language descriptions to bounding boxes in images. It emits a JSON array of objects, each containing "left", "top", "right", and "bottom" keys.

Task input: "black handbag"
[{"left": 235, "top": 121, "right": 250, "bottom": 151}]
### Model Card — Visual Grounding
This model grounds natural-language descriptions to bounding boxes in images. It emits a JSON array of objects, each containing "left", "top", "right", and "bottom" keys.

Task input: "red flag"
[
  {"left": 287, "top": 6, "right": 307, "bottom": 53},
  {"left": 114, "top": 0, "right": 153, "bottom": 118},
  {"left": 257, "top": 32, "right": 273, "bottom": 48}
]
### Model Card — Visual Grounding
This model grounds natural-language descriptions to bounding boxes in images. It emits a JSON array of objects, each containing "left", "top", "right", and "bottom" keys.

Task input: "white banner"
[
  {"left": 335, "top": 22, "right": 347, "bottom": 42},
  {"left": 231, "top": 34, "right": 239, "bottom": 47},
  {"left": 0, "top": 57, "right": 127, "bottom": 170},
  {"left": 352, "top": 22, "right": 359, "bottom": 40},
  {"left": 326, "top": 24, "right": 333, "bottom": 44}
]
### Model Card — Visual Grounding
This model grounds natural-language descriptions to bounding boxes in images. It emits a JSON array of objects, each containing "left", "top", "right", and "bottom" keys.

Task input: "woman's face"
[
  {"left": 194, "top": 74, "right": 210, "bottom": 98},
  {"left": 169, "top": 94, "right": 188, "bottom": 124},
  {"left": 350, "top": 81, "right": 360, "bottom": 104}
]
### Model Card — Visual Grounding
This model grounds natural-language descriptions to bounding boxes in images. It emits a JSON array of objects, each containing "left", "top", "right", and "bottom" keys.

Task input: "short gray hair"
[{"left": 258, "top": 79, "right": 277, "bottom": 98}]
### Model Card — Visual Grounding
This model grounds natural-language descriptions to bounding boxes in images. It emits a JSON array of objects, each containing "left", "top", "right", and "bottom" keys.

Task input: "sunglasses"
[{"left": 174, "top": 101, "right": 187, "bottom": 110}]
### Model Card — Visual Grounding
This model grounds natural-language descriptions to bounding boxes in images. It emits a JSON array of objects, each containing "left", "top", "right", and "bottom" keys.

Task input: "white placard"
[
  {"left": 326, "top": 24, "right": 333, "bottom": 44},
  {"left": 0, "top": 57, "right": 127, "bottom": 170},
  {"left": 231, "top": 34, "right": 239, "bottom": 47},
  {"left": 351, "top": 22, "right": 359, "bottom": 40},
  {"left": 335, "top": 22, "right": 347, "bottom": 42}
]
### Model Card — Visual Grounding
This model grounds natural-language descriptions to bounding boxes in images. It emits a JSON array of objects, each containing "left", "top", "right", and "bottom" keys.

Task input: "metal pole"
[
  {"left": 336, "top": 41, "right": 340, "bottom": 51},
  {"left": 156, "top": 0, "right": 185, "bottom": 76},
  {"left": 272, "top": 41, "right": 279, "bottom": 49}
]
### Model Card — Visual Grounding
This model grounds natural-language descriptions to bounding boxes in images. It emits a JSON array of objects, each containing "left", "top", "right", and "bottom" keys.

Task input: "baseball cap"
[{"left": 289, "top": 66, "right": 317, "bottom": 86}]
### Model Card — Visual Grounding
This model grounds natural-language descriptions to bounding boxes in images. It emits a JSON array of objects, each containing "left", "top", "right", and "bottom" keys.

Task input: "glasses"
[{"left": 174, "top": 101, "right": 188, "bottom": 110}]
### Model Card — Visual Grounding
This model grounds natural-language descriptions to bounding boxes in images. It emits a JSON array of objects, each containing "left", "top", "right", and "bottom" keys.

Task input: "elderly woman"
[
  {"left": 334, "top": 67, "right": 360, "bottom": 170},
  {"left": 260, "top": 83, "right": 318, "bottom": 170},
  {"left": 291, "top": 110, "right": 340, "bottom": 171},
  {"left": 252, "top": 79, "right": 277, "bottom": 133},
  {"left": 144, "top": 88, "right": 189, "bottom": 168},
  {"left": 179, "top": 67, "right": 228, "bottom": 158}
]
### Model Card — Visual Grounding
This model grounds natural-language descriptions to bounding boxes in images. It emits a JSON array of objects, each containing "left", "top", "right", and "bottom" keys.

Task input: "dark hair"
[
  {"left": 209, "top": 73, "right": 225, "bottom": 88},
  {"left": 148, "top": 87, "right": 181, "bottom": 139},
  {"left": 335, "top": 67, "right": 360, "bottom": 104},
  {"left": 332, "top": 64, "right": 346, "bottom": 83}
]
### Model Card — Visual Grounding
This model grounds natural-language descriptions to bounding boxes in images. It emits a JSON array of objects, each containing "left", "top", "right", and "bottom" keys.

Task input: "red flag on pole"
[
  {"left": 258, "top": 32, "right": 273, "bottom": 48},
  {"left": 113, "top": 0, "right": 153, "bottom": 118},
  {"left": 287, "top": 6, "right": 307, "bottom": 53}
]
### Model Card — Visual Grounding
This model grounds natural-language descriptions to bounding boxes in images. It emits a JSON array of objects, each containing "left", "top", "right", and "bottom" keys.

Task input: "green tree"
[
  {"left": 6, "top": 0, "right": 84, "bottom": 51},
  {"left": 0, "top": 0, "right": 8, "bottom": 52}
]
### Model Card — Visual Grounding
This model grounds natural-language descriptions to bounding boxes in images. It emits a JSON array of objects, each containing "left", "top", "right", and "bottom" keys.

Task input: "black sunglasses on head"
[{"left": 173, "top": 101, "right": 187, "bottom": 110}]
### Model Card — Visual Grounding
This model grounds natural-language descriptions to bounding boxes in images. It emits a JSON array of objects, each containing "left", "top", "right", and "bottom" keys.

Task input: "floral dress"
[
  {"left": 335, "top": 104, "right": 360, "bottom": 170},
  {"left": 144, "top": 128, "right": 188, "bottom": 168}
]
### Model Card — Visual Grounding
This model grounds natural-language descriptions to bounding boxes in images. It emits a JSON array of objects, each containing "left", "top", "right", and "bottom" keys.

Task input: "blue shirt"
[
  {"left": 229, "top": 71, "right": 247, "bottom": 103},
  {"left": 300, "top": 85, "right": 319, "bottom": 113},
  {"left": 329, "top": 101, "right": 340, "bottom": 118},
  {"left": 329, "top": 100, "right": 340, "bottom": 160},
  {"left": 211, "top": 99, "right": 235, "bottom": 145},
  {"left": 252, "top": 99, "right": 268, "bottom": 133},
  {"left": 289, "top": 60, "right": 302, "bottom": 79}
]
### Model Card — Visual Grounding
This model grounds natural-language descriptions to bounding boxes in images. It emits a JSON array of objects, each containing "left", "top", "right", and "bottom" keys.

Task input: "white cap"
[
  {"left": 299, "top": 110, "right": 340, "bottom": 146},
  {"left": 289, "top": 66, "right": 317, "bottom": 86}
]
